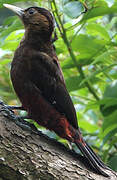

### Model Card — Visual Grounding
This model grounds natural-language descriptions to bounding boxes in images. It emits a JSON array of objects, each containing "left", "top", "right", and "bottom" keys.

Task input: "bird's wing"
[{"left": 28, "top": 51, "right": 78, "bottom": 129}]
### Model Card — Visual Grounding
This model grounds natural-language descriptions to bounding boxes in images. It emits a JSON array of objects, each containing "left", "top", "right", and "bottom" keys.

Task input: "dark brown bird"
[{"left": 3, "top": 4, "right": 109, "bottom": 176}]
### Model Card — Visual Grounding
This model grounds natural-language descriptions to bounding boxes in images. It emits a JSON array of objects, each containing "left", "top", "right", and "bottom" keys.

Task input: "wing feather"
[{"left": 29, "top": 52, "right": 78, "bottom": 129}]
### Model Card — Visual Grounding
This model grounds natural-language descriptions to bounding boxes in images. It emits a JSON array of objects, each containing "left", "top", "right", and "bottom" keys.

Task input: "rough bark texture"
[{"left": 0, "top": 103, "right": 117, "bottom": 180}]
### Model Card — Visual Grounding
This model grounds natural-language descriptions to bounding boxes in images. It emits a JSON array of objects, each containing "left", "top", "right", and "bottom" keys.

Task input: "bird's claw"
[
  {"left": 0, "top": 101, "right": 15, "bottom": 114},
  {"left": 0, "top": 105, "right": 14, "bottom": 118},
  {"left": 0, "top": 101, "right": 38, "bottom": 133}
]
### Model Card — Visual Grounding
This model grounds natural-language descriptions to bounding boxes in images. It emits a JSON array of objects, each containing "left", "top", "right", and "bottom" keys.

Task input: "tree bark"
[{"left": 0, "top": 103, "right": 117, "bottom": 180}]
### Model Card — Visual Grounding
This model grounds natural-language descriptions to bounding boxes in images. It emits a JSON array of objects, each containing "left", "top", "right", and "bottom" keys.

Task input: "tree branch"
[
  {"left": 0, "top": 103, "right": 116, "bottom": 180},
  {"left": 50, "top": 0, "right": 100, "bottom": 101}
]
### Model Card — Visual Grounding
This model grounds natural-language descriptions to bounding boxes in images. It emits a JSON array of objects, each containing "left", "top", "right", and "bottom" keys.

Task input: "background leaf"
[{"left": 0, "top": 0, "right": 117, "bottom": 171}]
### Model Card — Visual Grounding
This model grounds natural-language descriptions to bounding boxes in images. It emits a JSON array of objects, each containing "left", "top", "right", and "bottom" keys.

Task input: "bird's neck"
[
  {"left": 20, "top": 29, "right": 55, "bottom": 57},
  {"left": 24, "top": 29, "right": 52, "bottom": 46}
]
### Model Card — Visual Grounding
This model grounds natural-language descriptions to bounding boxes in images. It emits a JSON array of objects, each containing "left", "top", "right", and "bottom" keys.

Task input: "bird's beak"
[{"left": 3, "top": 4, "right": 24, "bottom": 17}]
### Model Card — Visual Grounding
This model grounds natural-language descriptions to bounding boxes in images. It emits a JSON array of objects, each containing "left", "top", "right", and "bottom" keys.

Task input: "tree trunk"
[{"left": 0, "top": 102, "right": 117, "bottom": 180}]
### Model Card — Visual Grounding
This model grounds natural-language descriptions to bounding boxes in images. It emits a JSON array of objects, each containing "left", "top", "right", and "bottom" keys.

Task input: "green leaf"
[
  {"left": 0, "top": 0, "right": 29, "bottom": 8},
  {"left": 1, "top": 29, "right": 24, "bottom": 50},
  {"left": 102, "top": 124, "right": 117, "bottom": 138},
  {"left": 61, "top": 58, "right": 74, "bottom": 69},
  {"left": 65, "top": 76, "right": 84, "bottom": 92},
  {"left": 109, "top": 155, "right": 117, "bottom": 171},
  {"left": 81, "top": 2, "right": 117, "bottom": 22},
  {"left": 104, "top": 80, "right": 117, "bottom": 98},
  {"left": 72, "top": 34, "right": 106, "bottom": 58},
  {"left": 92, "top": 49, "right": 117, "bottom": 65},
  {"left": 80, "top": 64, "right": 116, "bottom": 87},
  {"left": 96, "top": 97, "right": 117, "bottom": 106},
  {"left": 0, "top": 19, "right": 23, "bottom": 46},
  {"left": 0, "top": 59, "right": 11, "bottom": 65},
  {"left": 101, "top": 128, "right": 117, "bottom": 146},
  {"left": 86, "top": 23, "right": 110, "bottom": 40},
  {"left": 55, "top": 37, "right": 67, "bottom": 55},
  {"left": 102, "top": 110, "right": 117, "bottom": 132},
  {"left": 63, "top": 1, "right": 84, "bottom": 18},
  {"left": 100, "top": 80, "right": 117, "bottom": 116},
  {"left": 79, "top": 120, "right": 99, "bottom": 133},
  {"left": 66, "top": 75, "right": 100, "bottom": 92}
]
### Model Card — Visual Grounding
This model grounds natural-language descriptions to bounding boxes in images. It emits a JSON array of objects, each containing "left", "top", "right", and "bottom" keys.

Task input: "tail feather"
[
  {"left": 85, "top": 142, "right": 110, "bottom": 170},
  {"left": 75, "top": 140, "right": 109, "bottom": 177}
]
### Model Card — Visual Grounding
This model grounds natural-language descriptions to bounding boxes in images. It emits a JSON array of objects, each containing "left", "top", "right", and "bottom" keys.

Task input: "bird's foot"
[
  {"left": 14, "top": 116, "right": 38, "bottom": 133},
  {"left": 5, "top": 105, "right": 24, "bottom": 111},
  {"left": 0, "top": 100, "right": 24, "bottom": 113},
  {"left": 0, "top": 101, "right": 15, "bottom": 115},
  {"left": 0, "top": 100, "right": 38, "bottom": 134}
]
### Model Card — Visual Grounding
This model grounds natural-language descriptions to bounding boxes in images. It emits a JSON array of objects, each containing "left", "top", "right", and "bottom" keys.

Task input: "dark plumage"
[{"left": 3, "top": 4, "right": 109, "bottom": 177}]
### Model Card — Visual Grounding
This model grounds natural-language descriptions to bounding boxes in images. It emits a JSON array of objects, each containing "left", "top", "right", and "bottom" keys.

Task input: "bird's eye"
[{"left": 28, "top": 9, "right": 35, "bottom": 15}]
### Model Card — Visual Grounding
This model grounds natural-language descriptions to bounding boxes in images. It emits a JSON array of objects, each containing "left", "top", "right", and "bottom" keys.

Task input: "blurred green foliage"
[{"left": 0, "top": 0, "right": 117, "bottom": 171}]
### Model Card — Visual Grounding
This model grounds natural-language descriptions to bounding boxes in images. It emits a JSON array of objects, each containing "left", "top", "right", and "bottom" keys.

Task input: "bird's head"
[{"left": 3, "top": 4, "right": 54, "bottom": 39}]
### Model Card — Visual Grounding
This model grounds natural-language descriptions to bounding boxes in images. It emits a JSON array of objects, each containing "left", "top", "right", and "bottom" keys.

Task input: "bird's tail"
[{"left": 74, "top": 134, "right": 110, "bottom": 177}]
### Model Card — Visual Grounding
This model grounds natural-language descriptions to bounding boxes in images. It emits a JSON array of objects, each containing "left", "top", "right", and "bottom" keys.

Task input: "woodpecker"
[{"left": 3, "top": 4, "right": 109, "bottom": 177}]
